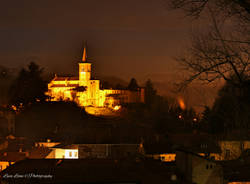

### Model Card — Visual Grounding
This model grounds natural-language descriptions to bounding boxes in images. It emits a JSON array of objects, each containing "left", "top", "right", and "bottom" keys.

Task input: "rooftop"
[
  {"left": 0, "top": 159, "right": 180, "bottom": 184},
  {"left": 53, "top": 76, "right": 79, "bottom": 81}
]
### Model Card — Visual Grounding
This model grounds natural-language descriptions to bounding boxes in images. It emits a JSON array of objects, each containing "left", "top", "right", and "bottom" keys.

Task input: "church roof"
[
  {"left": 82, "top": 42, "right": 87, "bottom": 62},
  {"left": 50, "top": 84, "right": 79, "bottom": 88},
  {"left": 53, "top": 77, "right": 79, "bottom": 81}
]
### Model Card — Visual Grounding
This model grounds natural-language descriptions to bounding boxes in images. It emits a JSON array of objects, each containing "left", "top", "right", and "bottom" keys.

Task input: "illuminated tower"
[{"left": 79, "top": 43, "right": 91, "bottom": 86}]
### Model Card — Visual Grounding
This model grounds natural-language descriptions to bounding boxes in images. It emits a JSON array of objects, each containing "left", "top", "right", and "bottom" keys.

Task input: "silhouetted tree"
[
  {"left": 15, "top": 101, "right": 87, "bottom": 140},
  {"left": 101, "top": 81, "right": 112, "bottom": 89},
  {"left": 201, "top": 106, "right": 224, "bottom": 134},
  {"left": 144, "top": 79, "right": 157, "bottom": 108},
  {"left": 0, "top": 65, "right": 11, "bottom": 79},
  {"left": 177, "top": 16, "right": 250, "bottom": 89},
  {"left": 167, "top": 0, "right": 250, "bottom": 90},
  {"left": 127, "top": 78, "right": 139, "bottom": 91},
  {"left": 0, "top": 66, "right": 14, "bottom": 105},
  {"left": 201, "top": 77, "right": 250, "bottom": 136},
  {"left": 115, "top": 83, "right": 125, "bottom": 90},
  {"left": 168, "top": 0, "right": 250, "bottom": 20},
  {"left": 9, "top": 62, "right": 47, "bottom": 106}
]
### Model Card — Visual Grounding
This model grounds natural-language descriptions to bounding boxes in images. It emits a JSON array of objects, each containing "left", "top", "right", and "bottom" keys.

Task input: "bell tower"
[{"left": 79, "top": 43, "right": 91, "bottom": 86}]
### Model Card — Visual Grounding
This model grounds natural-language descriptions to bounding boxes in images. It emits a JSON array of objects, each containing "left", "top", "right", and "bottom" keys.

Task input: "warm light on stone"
[{"left": 46, "top": 44, "right": 145, "bottom": 116}]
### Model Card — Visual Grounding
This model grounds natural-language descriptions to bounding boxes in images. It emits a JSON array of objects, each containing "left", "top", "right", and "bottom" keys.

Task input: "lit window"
[{"left": 65, "top": 149, "right": 78, "bottom": 159}]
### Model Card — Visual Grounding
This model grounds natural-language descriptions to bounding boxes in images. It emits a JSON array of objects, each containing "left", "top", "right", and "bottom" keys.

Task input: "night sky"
[{"left": 0, "top": 0, "right": 215, "bottom": 109}]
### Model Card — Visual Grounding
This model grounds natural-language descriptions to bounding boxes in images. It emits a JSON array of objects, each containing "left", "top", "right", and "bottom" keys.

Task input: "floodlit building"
[{"left": 46, "top": 44, "right": 144, "bottom": 115}]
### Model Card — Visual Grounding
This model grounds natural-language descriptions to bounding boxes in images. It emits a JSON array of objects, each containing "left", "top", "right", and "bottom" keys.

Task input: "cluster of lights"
[
  {"left": 178, "top": 114, "right": 198, "bottom": 122},
  {"left": 11, "top": 105, "right": 17, "bottom": 111}
]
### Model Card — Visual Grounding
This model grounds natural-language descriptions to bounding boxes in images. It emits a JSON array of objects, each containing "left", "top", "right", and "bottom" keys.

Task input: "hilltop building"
[{"left": 46, "top": 45, "right": 144, "bottom": 115}]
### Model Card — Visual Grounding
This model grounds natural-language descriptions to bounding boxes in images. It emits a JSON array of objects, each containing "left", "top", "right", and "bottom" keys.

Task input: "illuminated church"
[{"left": 46, "top": 45, "right": 144, "bottom": 115}]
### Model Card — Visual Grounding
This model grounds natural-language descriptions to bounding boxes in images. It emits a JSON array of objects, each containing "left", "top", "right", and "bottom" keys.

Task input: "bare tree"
[
  {"left": 167, "top": 0, "right": 250, "bottom": 21},
  {"left": 166, "top": 0, "right": 250, "bottom": 89},
  {"left": 178, "top": 13, "right": 250, "bottom": 88}
]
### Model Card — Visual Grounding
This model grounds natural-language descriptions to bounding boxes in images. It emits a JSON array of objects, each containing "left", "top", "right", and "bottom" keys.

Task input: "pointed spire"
[{"left": 82, "top": 41, "right": 87, "bottom": 62}]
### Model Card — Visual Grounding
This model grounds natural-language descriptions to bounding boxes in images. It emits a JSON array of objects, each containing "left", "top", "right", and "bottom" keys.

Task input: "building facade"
[
  {"left": 46, "top": 144, "right": 143, "bottom": 159},
  {"left": 46, "top": 46, "right": 144, "bottom": 115},
  {"left": 217, "top": 140, "right": 250, "bottom": 160},
  {"left": 176, "top": 149, "right": 224, "bottom": 184}
]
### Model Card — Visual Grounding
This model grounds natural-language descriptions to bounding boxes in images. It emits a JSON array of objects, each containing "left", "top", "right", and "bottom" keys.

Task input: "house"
[
  {"left": 170, "top": 133, "right": 221, "bottom": 160},
  {"left": 0, "top": 158, "right": 182, "bottom": 184},
  {"left": 144, "top": 134, "right": 221, "bottom": 162},
  {"left": 46, "top": 144, "right": 78, "bottom": 159},
  {"left": 0, "top": 152, "right": 27, "bottom": 172},
  {"left": 176, "top": 148, "right": 224, "bottom": 184},
  {"left": 221, "top": 158, "right": 250, "bottom": 184},
  {"left": 217, "top": 140, "right": 250, "bottom": 160},
  {"left": 0, "top": 135, "right": 33, "bottom": 171},
  {"left": 143, "top": 141, "right": 176, "bottom": 162},
  {"left": 46, "top": 143, "right": 143, "bottom": 159}
]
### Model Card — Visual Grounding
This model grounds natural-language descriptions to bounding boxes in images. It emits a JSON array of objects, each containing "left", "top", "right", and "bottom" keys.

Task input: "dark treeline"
[
  {"left": 0, "top": 62, "right": 199, "bottom": 144},
  {"left": 100, "top": 77, "right": 140, "bottom": 90},
  {"left": 5, "top": 62, "right": 248, "bottom": 144},
  {"left": 200, "top": 76, "right": 250, "bottom": 138}
]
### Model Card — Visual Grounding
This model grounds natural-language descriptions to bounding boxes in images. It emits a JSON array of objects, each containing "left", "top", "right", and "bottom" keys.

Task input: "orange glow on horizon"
[{"left": 178, "top": 97, "right": 186, "bottom": 110}]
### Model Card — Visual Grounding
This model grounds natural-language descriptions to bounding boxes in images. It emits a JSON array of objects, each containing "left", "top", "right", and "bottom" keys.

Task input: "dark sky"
[
  {"left": 0, "top": 0, "right": 217, "bottom": 109},
  {"left": 0, "top": 0, "right": 191, "bottom": 82},
  {"left": 0, "top": 0, "right": 218, "bottom": 110}
]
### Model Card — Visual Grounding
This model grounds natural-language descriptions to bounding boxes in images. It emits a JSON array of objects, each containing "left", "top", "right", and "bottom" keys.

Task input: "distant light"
[
  {"left": 11, "top": 105, "right": 17, "bottom": 111},
  {"left": 178, "top": 115, "right": 182, "bottom": 119},
  {"left": 193, "top": 118, "right": 198, "bottom": 122},
  {"left": 171, "top": 174, "right": 177, "bottom": 181},
  {"left": 178, "top": 97, "right": 186, "bottom": 110},
  {"left": 113, "top": 105, "right": 121, "bottom": 111}
]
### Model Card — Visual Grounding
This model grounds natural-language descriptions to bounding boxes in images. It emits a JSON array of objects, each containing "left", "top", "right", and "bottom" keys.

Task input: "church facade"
[{"left": 46, "top": 46, "right": 144, "bottom": 115}]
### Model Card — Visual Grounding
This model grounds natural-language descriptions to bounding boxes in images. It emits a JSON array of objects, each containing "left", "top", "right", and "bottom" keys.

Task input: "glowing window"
[{"left": 65, "top": 149, "right": 78, "bottom": 159}]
